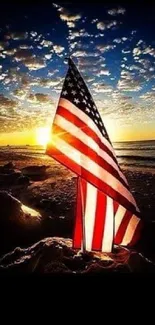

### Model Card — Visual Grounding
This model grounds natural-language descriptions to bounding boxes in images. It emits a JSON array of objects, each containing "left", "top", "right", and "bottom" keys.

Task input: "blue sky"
[{"left": 0, "top": 1, "right": 155, "bottom": 142}]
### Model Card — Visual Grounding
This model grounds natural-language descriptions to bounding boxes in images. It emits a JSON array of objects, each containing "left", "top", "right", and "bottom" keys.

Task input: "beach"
[{"left": 0, "top": 142, "right": 155, "bottom": 273}]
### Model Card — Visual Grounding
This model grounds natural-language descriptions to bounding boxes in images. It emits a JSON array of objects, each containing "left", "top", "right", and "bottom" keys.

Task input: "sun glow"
[{"left": 36, "top": 127, "right": 51, "bottom": 147}]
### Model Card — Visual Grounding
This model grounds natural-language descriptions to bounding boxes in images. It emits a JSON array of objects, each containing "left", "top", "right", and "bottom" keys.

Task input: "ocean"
[{"left": 0, "top": 140, "right": 155, "bottom": 172}]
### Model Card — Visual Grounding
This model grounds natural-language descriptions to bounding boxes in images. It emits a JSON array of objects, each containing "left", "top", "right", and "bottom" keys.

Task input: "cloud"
[
  {"left": 45, "top": 54, "right": 52, "bottom": 60},
  {"left": 0, "top": 94, "right": 17, "bottom": 118},
  {"left": 3, "top": 48, "right": 17, "bottom": 56},
  {"left": 96, "top": 44, "right": 116, "bottom": 53},
  {"left": 5, "top": 32, "right": 28, "bottom": 40},
  {"left": 14, "top": 49, "right": 35, "bottom": 62},
  {"left": 96, "top": 69, "right": 111, "bottom": 76},
  {"left": 107, "top": 7, "right": 126, "bottom": 16},
  {"left": 40, "top": 39, "right": 53, "bottom": 47},
  {"left": 97, "top": 20, "right": 117, "bottom": 31},
  {"left": 72, "top": 50, "right": 99, "bottom": 58},
  {"left": 53, "top": 45, "right": 65, "bottom": 54},
  {"left": 66, "top": 21, "right": 75, "bottom": 28},
  {"left": 133, "top": 47, "right": 141, "bottom": 56},
  {"left": 53, "top": 4, "right": 81, "bottom": 22},
  {"left": 122, "top": 48, "right": 131, "bottom": 54},
  {"left": 117, "top": 71, "right": 143, "bottom": 91},
  {"left": 39, "top": 78, "right": 62, "bottom": 88},
  {"left": 68, "top": 29, "right": 93, "bottom": 40},
  {"left": 13, "top": 88, "right": 28, "bottom": 100},
  {"left": 92, "top": 83, "right": 113, "bottom": 93},
  {"left": 27, "top": 93, "right": 52, "bottom": 104},
  {"left": 0, "top": 41, "right": 9, "bottom": 50},
  {"left": 23, "top": 58, "right": 46, "bottom": 70}
]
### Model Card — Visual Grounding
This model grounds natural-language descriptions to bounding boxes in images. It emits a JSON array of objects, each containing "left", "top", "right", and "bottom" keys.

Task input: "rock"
[
  {"left": 21, "top": 165, "right": 48, "bottom": 177},
  {"left": 0, "top": 191, "right": 41, "bottom": 226},
  {"left": 0, "top": 237, "right": 154, "bottom": 274},
  {"left": 0, "top": 171, "right": 22, "bottom": 185},
  {"left": 0, "top": 191, "right": 42, "bottom": 255},
  {"left": 16, "top": 176, "right": 30, "bottom": 185}
]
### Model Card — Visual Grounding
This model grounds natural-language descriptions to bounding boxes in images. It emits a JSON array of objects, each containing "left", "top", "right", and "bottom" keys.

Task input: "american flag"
[{"left": 46, "top": 57, "right": 142, "bottom": 252}]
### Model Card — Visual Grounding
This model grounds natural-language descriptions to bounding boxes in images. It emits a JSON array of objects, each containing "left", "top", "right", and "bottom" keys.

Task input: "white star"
[
  {"left": 82, "top": 99, "right": 87, "bottom": 104},
  {"left": 66, "top": 76, "right": 71, "bottom": 81},
  {"left": 80, "top": 91, "right": 84, "bottom": 96},
  {"left": 96, "top": 113, "right": 100, "bottom": 118},
  {"left": 95, "top": 119, "right": 98, "bottom": 124},
  {"left": 99, "top": 121, "right": 103, "bottom": 126},
  {"left": 86, "top": 107, "right": 90, "bottom": 112},
  {"left": 74, "top": 98, "right": 80, "bottom": 104},
  {"left": 92, "top": 111, "right": 95, "bottom": 116},
  {"left": 85, "top": 96, "right": 88, "bottom": 100},
  {"left": 62, "top": 90, "right": 68, "bottom": 95},
  {"left": 71, "top": 90, "right": 77, "bottom": 95},
  {"left": 78, "top": 81, "right": 83, "bottom": 86},
  {"left": 88, "top": 103, "right": 91, "bottom": 107},
  {"left": 68, "top": 82, "right": 74, "bottom": 88}
]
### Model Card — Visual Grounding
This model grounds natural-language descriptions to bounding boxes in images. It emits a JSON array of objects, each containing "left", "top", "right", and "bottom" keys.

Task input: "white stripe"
[
  {"left": 50, "top": 136, "right": 139, "bottom": 212},
  {"left": 59, "top": 98, "right": 128, "bottom": 186},
  {"left": 114, "top": 204, "right": 126, "bottom": 236},
  {"left": 101, "top": 196, "right": 114, "bottom": 252},
  {"left": 84, "top": 182, "right": 97, "bottom": 251},
  {"left": 55, "top": 114, "right": 127, "bottom": 185},
  {"left": 121, "top": 215, "right": 140, "bottom": 246}
]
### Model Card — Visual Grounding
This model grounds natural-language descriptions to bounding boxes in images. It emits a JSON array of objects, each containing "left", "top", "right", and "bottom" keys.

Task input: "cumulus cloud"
[
  {"left": 107, "top": 7, "right": 126, "bottom": 16},
  {"left": 13, "top": 88, "right": 28, "bottom": 100},
  {"left": 27, "top": 93, "right": 52, "bottom": 104},
  {"left": 53, "top": 45, "right": 65, "bottom": 54},
  {"left": 96, "top": 44, "right": 116, "bottom": 53},
  {"left": 5, "top": 32, "right": 28, "bottom": 40},
  {"left": 97, "top": 20, "right": 117, "bottom": 31},
  {"left": 14, "top": 49, "right": 35, "bottom": 62},
  {"left": 66, "top": 21, "right": 75, "bottom": 28},
  {"left": 72, "top": 50, "right": 99, "bottom": 58},
  {"left": 0, "top": 95, "right": 17, "bottom": 119},
  {"left": 68, "top": 29, "right": 93, "bottom": 40},
  {"left": 53, "top": 4, "right": 81, "bottom": 22},
  {"left": 23, "top": 58, "right": 46, "bottom": 70},
  {"left": 39, "top": 78, "right": 62, "bottom": 88},
  {"left": 133, "top": 47, "right": 141, "bottom": 56},
  {"left": 96, "top": 69, "right": 111, "bottom": 76},
  {"left": 3, "top": 48, "right": 17, "bottom": 56},
  {"left": 92, "top": 83, "right": 113, "bottom": 93},
  {"left": 117, "top": 71, "right": 143, "bottom": 91},
  {"left": 40, "top": 40, "right": 53, "bottom": 47},
  {"left": 0, "top": 41, "right": 9, "bottom": 50}
]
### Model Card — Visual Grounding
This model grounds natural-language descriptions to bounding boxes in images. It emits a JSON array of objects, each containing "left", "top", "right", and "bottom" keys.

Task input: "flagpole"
[{"left": 79, "top": 177, "right": 86, "bottom": 253}]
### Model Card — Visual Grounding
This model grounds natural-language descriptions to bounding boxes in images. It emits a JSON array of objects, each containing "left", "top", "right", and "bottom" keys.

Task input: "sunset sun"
[{"left": 36, "top": 127, "right": 51, "bottom": 147}]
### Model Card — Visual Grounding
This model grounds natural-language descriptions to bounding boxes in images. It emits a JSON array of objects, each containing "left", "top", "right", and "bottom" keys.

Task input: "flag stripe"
[
  {"left": 121, "top": 215, "right": 140, "bottom": 246},
  {"left": 91, "top": 190, "right": 107, "bottom": 250},
  {"left": 53, "top": 122, "right": 130, "bottom": 190},
  {"left": 72, "top": 178, "right": 83, "bottom": 249},
  {"left": 84, "top": 182, "right": 98, "bottom": 251},
  {"left": 101, "top": 195, "right": 114, "bottom": 252},
  {"left": 114, "top": 210, "right": 132, "bottom": 244},
  {"left": 46, "top": 143, "right": 140, "bottom": 216}
]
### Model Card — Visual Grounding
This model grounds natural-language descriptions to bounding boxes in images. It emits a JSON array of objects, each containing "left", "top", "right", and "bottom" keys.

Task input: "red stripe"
[
  {"left": 57, "top": 105, "right": 118, "bottom": 166},
  {"left": 91, "top": 190, "right": 107, "bottom": 250},
  {"left": 53, "top": 123, "right": 129, "bottom": 190},
  {"left": 73, "top": 177, "right": 87, "bottom": 249},
  {"left": 46, "top": 144, "right": 140, "bottom": 217},
  {"left": 114, "top": 210, "right": 133, "bottom": 245},
  {"left": 113, "top": 200, "right": 119, "bottom": 215}
]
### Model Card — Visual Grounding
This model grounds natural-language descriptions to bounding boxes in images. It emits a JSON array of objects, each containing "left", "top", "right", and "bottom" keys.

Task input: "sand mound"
[{"left": 0, "top": 237, "right": 154, "bottom": 274}]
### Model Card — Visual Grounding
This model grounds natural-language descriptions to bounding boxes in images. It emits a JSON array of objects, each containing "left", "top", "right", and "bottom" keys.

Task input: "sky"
[{"left": 0, "top": 1, "right": 155, "bottom": 145}]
